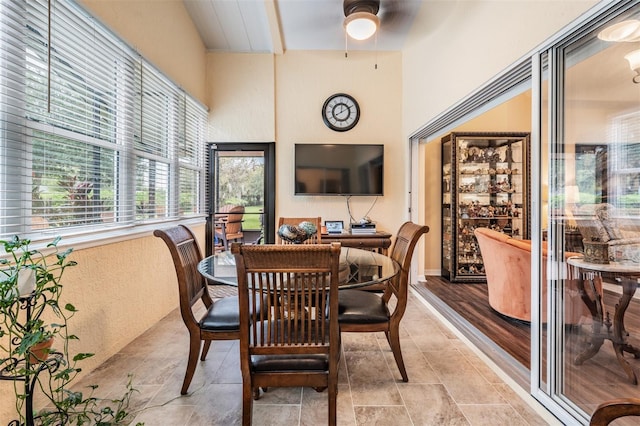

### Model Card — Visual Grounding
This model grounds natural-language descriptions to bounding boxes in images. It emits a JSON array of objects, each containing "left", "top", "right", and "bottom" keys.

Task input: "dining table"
[{"left": 198, "top": 246, "right": 400, "bottom": 289}]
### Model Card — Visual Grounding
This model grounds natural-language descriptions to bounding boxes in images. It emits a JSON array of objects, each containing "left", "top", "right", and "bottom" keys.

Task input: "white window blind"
[{"left": 0, "top": 0, "right": 207, "bottom": 240}]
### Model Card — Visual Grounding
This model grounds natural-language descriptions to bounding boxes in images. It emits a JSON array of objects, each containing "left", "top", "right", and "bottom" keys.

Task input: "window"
[{"left": 0, "top": 0, "right": 207, "bottom": 240}]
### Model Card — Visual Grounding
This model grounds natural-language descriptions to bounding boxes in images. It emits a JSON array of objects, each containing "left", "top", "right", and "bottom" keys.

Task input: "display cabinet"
[{"left": 442, "top": 132, "right": 530, "bottom": 283}]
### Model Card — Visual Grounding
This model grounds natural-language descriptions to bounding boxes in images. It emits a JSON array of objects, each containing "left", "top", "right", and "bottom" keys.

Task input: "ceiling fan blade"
[
  {"left": 343, "top": 0, "right": 380, "bottom": 17},
  {"left": 378, "top": 0, "right": 420, "bottom": 34}
]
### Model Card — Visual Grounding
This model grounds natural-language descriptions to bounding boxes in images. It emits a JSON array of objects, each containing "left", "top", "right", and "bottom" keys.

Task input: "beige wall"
[
  {"left": 207, "top": 53, "right": 276, "bottom": 141},
  {"left": 206, "top": 50, "right": 406, "bottom": 235},
  {"left": 402, "top": 0, "right": 598, "bottom": 276},
  {"left": 80, "top": 0, "right": 207, "bottom": 104},
  {"left": 402, "top": 0, "right": 598, "bottom": 134},
  {"left": 274, "top": 51, "right": 405, "bottom": 234},
  {"left": 0, "top": 223, "right": 206, "bottom": 422}
]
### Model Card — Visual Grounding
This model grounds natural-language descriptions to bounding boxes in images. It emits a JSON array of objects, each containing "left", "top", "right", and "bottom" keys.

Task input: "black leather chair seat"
[
  {"left": 200, "top": 295, "right": 241, "bottom": 331},
  {"left": 338, "top": 289, "right": 389, "bottom": 324},
  {"left": 251, "top": 354, "right": 329, "bottom": 372},
  {"left": 201, "top": 293, "right": 266, "bottom": 331}
]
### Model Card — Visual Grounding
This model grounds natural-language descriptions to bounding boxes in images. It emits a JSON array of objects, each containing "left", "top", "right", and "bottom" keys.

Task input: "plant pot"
[{"left": 28, "top": 337, "right": 54, "bottom": 364}]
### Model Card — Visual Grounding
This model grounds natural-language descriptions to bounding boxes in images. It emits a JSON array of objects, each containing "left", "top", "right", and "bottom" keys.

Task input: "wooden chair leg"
[
  {"left": 181, "top": 336, "right": 201, "bottom": 395},
  {"left": 328, "top": 382, "right": 337, "bottom": 426},
  {"left": 200, "top": 340, "right": 212, "bottom": 361},
  {"left": 242, "top": 382, "right": 253, "bottom": 426},
  {"left": 387, "top": 328, "right": 408, "bottom": 382}
]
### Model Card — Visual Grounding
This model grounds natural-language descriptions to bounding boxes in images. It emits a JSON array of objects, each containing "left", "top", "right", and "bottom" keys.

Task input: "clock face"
[{"left": 322, "top": 93, "right": 360, "bottom": 132}]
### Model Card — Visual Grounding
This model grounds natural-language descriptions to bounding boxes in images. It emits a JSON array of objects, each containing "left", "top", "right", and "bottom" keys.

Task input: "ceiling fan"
[
  {"left": 343, "top": 0, "right": 417, "bottom": 41},
  {"left": 343, "top": 0, "right": 380, "bottom": 40}
]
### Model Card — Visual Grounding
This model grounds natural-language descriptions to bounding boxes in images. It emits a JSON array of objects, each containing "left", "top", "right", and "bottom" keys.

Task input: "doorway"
[{"left": 206, "top": 142, "right": 275, "bottom": 256}]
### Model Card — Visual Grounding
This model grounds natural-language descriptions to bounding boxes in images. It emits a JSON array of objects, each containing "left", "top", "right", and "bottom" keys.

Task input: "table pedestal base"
[{"left": 575, "top": 275, "right": 640, "bottom": 385}]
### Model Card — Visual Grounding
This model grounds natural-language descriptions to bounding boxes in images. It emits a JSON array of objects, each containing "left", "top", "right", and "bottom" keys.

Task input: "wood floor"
[{"left": 412, "top": 276, "right": 640, "bottom": 421}]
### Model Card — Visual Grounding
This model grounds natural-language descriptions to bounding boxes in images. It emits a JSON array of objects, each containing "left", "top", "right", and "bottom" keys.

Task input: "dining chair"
[
  {"left": 215, "top": 205, "right": 245, "bottom": 250},
  {"left": 154, "top": 225, "right": 248, "bottom": 395},
  {"left": 276, "top": 216, "right": 322, "bottom": 244},
  {"left": 337, "top": 221, "right": 429, "bottom": 382},
  {"left": 231, "top": 242, "right": 341, "bottom": 426},
  {"left": 590, "top": 397, "right": 640, "bottom": 425}
]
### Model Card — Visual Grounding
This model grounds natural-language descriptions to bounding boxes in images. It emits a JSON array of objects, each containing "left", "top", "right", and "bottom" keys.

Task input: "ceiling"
[{"left": 182, "top": 0, "right": 424, "bottom": 53}]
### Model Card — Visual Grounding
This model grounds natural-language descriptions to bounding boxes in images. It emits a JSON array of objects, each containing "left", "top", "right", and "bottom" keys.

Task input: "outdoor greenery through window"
[{"left": 0, "top": 0, "right": 207, "bottom": 240}]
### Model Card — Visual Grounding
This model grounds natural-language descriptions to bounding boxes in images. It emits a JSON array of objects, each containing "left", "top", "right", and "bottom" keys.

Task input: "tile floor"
[{"left": 73, "top": 290, "right": 554, "bottom": 425}]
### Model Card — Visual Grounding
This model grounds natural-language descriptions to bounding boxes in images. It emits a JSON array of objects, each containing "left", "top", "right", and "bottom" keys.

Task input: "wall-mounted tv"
[{"left": 294, "top": 144, "right": 384, "bottom": 196}]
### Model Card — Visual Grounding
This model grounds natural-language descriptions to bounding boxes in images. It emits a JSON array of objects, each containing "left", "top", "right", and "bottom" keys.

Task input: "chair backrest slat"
[
  {"left": 233, "top": 243, "right": 340, "bottom": 355},
  {"left": 384, "top": 222, "right": 429, "bottom": 307},
  {"left": 154, "top": 225, "right": 212, "bottom": 329}
]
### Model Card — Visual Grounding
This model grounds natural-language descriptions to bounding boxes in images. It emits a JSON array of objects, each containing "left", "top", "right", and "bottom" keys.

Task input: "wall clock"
[{"left": 322, "top": 93, "right": 360, "bottom": 132}]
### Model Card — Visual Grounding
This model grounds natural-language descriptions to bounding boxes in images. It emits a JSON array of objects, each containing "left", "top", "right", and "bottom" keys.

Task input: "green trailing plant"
[{"left": 0, "top": 236, "right": 142, "bottom": 425}]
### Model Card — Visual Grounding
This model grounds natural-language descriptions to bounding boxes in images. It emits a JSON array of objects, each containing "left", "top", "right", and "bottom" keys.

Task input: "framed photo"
[{"left": 325, "top": 220, "right": 344, "bottom": 234}]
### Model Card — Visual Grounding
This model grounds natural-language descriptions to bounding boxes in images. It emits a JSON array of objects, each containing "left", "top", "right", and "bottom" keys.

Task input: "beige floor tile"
[
  {"left": 353, "top": 406, "right": 413, "bottom": 425},
  {"left": 254, "top": 386, "right": 303, "bottom": 405},
  {"left": 186, "top": 383, "right": 244, "bottom": 425},
  {"left": 493, "top": 383, "right": 550, "bottom": 426},
  {"left": 129, "top": 403, "right": 196, "bottom": 425},
  {"left": 251, "top": 404, "right": 301, "bottom": 426},
  {"left": 458, "top": 403, "right": 529, "bottom": 426},
  {"left": 54, "top": 291, "right": 553, "bottom": 426},
  {"left": 382, "top": 348, "right": 440, "bottom": 384},
  {"left": 398, "top": 383, "right": 469, "bottom": 425}
]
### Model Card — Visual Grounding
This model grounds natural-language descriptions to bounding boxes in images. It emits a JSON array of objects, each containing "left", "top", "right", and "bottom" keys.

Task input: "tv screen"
[{"left": 294, "top": 144, "right": 384, "bottom": 196}]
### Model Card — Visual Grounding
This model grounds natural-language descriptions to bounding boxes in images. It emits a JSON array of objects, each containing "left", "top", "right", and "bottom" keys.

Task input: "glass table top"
[{"left": 198, "top": 246, "right": 399, "bottom": 290}]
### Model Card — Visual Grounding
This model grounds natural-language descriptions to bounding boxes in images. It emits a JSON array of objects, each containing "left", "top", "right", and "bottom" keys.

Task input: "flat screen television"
[{"left": 294, "top": 144, "right": 384, "bottom": 196}]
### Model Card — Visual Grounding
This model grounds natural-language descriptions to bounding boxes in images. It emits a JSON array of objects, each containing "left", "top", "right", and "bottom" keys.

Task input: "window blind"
[{"left": 0, "top": 0, "right": 207, "bottom": 240}]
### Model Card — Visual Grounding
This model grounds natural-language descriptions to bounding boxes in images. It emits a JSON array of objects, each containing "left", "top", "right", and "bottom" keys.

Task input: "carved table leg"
[
  {"left": 611, "top": 277, "right": 640, "bottom": 385},
  {"left": 575, "top": 274, "right": 606, "bottom": 365}
]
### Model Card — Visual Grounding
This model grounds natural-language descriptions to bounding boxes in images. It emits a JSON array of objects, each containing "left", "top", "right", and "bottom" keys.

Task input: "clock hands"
[{"left": 331, "top": 103, "right": 351, "bottom": 121}]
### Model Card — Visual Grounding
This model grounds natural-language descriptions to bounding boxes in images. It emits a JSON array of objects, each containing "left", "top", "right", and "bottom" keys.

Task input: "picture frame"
[{"left": 325, "top": 220, "right": 344, "bottom": 234}]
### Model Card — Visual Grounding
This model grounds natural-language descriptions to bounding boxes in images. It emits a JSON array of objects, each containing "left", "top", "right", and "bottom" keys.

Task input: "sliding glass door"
[{"left": 538, "top": 1, "right": 640, "bottom": 421}]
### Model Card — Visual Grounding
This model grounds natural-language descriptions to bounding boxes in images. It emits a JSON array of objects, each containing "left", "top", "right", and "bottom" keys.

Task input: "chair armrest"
[{"left": 590, "top": 397, "right": 640, "bottom": 425}]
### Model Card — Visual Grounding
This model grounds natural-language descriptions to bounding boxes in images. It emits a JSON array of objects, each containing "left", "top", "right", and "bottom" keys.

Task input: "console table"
[{"left": 321, "top": 231, "right": 392, "bottom": 255}]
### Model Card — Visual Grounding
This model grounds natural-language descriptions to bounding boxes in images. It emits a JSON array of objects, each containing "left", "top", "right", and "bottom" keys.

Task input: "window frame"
[{"left": 0, "top": 0, "right": 207, "bottom": 250}]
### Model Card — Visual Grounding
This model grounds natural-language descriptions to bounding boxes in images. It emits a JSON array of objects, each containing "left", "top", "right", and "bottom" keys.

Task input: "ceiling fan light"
[
  {"left": 344, "top": 11, "right": 379, "bottom": 40},
  {"left": 598, "top": 20, "right": 640, "bottom": 42},
  {"left": 624, "top": 49, "right": 640, "bottom": 83}
]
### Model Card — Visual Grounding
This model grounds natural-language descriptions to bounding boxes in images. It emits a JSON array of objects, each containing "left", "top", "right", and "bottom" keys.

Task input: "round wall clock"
[{"left": 322, "top": 93, "right": 360, "bottom": 132}]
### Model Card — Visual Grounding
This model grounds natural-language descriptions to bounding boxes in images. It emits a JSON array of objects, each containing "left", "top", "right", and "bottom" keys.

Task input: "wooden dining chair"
[
  {"left": 590, "top": 397, "right": 640, "bottom": 425},
  {"left": 337, "top": 221, "right": 429, "bottom": 382},
  {"left": 276, "top": 216, "right": 322, "bottom": 244},
  {"left": 154, "top": 225, "right": 249, "bottom": 395},
  {"left": 231, "top": 242, "right": 341, "bottom": 426}
]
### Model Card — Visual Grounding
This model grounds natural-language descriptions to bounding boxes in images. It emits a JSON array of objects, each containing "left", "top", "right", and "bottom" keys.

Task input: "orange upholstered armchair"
[{"left": 474, "top": 227, "right": 592, "bottom": 324}]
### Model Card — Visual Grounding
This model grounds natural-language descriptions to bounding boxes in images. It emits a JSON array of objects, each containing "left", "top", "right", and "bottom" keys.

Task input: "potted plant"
[{"left": 0, "top": 236, "right": 142, "bottom": 425}]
